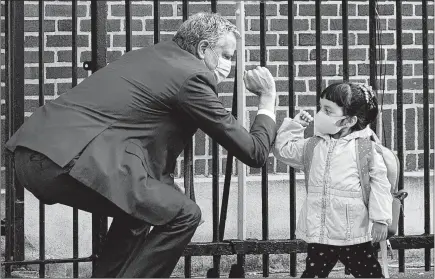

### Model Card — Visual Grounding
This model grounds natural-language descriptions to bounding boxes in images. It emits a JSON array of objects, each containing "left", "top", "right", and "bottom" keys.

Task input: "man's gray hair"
[{"left": 173, "top": 12, "right": 240, "bottom": 54}]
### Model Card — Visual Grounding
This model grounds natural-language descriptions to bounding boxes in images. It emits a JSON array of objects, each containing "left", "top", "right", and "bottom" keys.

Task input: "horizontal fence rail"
[{"left": 1, "top": 0, "right": 433, "bottom": 278}]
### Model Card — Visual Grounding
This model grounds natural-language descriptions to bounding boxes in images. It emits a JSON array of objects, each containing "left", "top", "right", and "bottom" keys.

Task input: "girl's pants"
[{"left": 301, "top": 242, "right": 384, "bottom": 278}]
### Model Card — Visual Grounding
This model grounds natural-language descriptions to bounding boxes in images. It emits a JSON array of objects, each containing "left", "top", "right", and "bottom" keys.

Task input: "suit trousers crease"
[{"left": 13, "top": 146, "right": 202, "bottom": 278}]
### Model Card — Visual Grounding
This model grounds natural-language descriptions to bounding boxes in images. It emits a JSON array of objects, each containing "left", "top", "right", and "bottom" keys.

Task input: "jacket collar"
[{"left": 315, "top": 126, "right": 379, "bottom": 142}]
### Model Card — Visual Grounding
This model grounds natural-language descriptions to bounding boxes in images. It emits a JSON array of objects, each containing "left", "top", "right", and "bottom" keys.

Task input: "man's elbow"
[{"left": 247, "top": 150, "right": 269, "bottom": 168}]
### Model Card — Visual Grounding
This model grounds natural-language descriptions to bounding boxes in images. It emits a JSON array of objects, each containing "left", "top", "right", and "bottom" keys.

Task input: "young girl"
[{"left": 273, "top": 83, "right": 392, "bottom": 278}]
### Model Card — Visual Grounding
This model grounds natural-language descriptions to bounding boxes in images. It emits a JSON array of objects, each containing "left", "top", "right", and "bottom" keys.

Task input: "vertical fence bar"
[
  {"left": 210, "top": 0, "right": 220, "bottom": 276},
  {"left": 342, "top": 0, "right": 349, "bottom": 82},
  {"left": 369, "top": 0, "right": 377, "bottom": 133},
  {"left": 154, "top": 0, "right": 160, "bottom": 44},
  {"left": 181, "top": 1, "right": 193, "bottom": 277},
  {"left": 38, "top": 0, "right": 46, "bottom": 277},
  {"left": 395, "top": 0, "right": 405, "bottom": 273},
  {"left": 287, "top": 0, "right": 297, "bottom": 277},
  {"left": 218, "top": 70, "right": 238, "bottom": 248},
  {"left": 259, "top": 1, "right": 269, "bottom": 277},
  {"left": 125, "top": 0, "right": 132, "bottom": 52},
  {"left": 90, "top": 1, "right": 108, "bottom": 275},
  {"left": 315, "top": 0, "right": 321, "bottom": 111},
  {"left": 72, "top": 0, "right": 79, "bottom": 277},
  {"left": 421, "top": 0, "right": 431, "bottom": 272},
  {"left": 342, "top": 1, "right": 351, "bottom": 275},
  {"left": 9, "top": 0, "right": 25, "bottom": 263},
  {"left": 235, "top": 1, "right": 246, "bottom": 272},
  {"left": 4, "top": 0, "right": 12, "bottom": 276}
]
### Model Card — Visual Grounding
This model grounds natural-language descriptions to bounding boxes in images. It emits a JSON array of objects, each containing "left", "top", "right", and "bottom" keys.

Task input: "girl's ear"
[{"left": 346, "top": 116, "right": 358, "bottom": 128}]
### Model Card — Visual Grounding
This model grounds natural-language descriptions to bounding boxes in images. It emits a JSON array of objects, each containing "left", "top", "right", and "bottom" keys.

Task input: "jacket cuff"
[{"left": 258, "top": 109, "right": 276, "bottom": 122}]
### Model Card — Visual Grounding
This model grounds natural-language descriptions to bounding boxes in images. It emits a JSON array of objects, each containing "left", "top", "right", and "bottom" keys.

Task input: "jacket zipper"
[
  {"left": 319, "top": 140, "right": 337, "bottom": 243},
  {"left": 346, "top": 204, "right": 350, "bottom": 240}
]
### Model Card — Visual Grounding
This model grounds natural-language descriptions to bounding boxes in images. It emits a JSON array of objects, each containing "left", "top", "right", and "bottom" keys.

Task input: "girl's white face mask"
[
  {"left": 314, "top": 110, "right": 347, "bottom": 136},
  {"left": 209, "top": 47, "right": 231, "bottom": 84}
]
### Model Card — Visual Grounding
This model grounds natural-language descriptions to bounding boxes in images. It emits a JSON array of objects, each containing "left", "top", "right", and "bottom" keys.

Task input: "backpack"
[{"left": 302, "top": 135, "right": 408, "bottom": 239}]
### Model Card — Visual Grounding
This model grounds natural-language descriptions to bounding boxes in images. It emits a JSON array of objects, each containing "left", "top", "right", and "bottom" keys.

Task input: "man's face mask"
[
  {"left": 313, "top": 110, "right": 347, "bottom": 136},
  {"left": 208, "top": 47, "right": 232, "bottom": 84}
]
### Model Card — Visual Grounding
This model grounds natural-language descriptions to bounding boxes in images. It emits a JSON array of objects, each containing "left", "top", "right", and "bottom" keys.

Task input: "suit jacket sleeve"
[{"left": 176, "top": 72, "right": 277, "bottom": 168}]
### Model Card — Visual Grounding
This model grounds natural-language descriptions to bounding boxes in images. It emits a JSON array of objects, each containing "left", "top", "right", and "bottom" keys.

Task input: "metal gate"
[{"left": 1, "top": 0, "right": 434, "bottom": 278}]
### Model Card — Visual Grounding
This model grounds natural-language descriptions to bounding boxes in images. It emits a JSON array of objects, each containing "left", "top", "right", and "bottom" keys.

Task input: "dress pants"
[{"left": 13, "top": 146, "right": 201, "bottom": 278}]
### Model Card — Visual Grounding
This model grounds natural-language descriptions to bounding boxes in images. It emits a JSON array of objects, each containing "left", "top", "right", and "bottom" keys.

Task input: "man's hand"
[
  {"left": 244, "top": 66, "right": 276, "bottom": 97},
  {"left": 371, "top": 222, "right": 388, "bottom": 243},
  {"left": 294, "top": 110, "right": 314, "bottom": 127}
]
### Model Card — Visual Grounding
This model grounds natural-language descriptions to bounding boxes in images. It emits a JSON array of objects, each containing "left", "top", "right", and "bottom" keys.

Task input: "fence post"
[
  {"left": 5, "top": 0, "right": 25, "bottom": 266},
  {"left": 90, "top": 1, "right": 108, "bottom": 275}
]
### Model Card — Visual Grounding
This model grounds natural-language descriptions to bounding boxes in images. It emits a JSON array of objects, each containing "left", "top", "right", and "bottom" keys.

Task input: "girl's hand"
[
  {"left": 371, "top": 222, "right": 388, "bottom": 243},
  {"left": 294, "top": 110, "right": 314, "bottom": 127}
]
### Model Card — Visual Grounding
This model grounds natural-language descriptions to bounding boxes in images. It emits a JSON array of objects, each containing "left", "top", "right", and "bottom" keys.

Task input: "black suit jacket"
[{"left": 6, "top": 40, "right": 276, "bottom": 224}]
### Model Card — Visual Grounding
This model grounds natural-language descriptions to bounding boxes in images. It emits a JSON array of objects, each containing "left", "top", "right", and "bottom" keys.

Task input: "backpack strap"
[
  {"left": 355, "top": 138, "right": 373, "bottom": 207},
  {"left": 303, "top": 136, "right": 322, "bottom": 192}
]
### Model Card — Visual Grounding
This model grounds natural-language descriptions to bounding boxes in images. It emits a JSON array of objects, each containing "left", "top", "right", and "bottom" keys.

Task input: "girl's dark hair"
[{"left": 320, "top": 82, "right": 378, "bottom": 132}]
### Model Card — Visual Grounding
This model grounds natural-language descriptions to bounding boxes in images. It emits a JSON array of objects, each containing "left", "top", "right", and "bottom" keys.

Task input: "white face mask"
[
  {"left": 314, "top": 110, "right": 347, "bottom": 136},
  {"left": 209, "top": 47, "right": 231, "bottom": 84}
]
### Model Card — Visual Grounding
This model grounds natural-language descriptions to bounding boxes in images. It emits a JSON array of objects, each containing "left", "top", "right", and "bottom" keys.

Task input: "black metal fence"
[{"left": 1, "top": 0, "right": 433, "bottom": 278}]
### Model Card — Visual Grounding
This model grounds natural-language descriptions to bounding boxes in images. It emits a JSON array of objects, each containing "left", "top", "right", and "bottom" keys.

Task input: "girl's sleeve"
[
  {"left": 272, "top": 117, "right": 308, "bottom": 170},
  {"left": 368, "top": 145, "right": 393, "bottom": 225}
]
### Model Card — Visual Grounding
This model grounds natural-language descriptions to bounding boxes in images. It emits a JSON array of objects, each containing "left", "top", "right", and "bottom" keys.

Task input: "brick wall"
[{"left": 1, "top": 0, "right": 434, "bottom": 181}]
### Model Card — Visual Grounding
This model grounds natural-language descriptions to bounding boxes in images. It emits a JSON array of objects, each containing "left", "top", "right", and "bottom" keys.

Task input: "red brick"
[
  {"left": 107, "top": 51, "right": 123, "bottom": 64},
  {"left": 159, "top": 4, "right": 174, "bottom": 17},
  {"left": 47, "top": 35, "right": 89, "bottom": 48},
  {"left": 338, "top": 33, "right": 356, "bottom": 45},
  {"left": 381, "top": 109, "right": 393, "bottom": 149},
  {"left": 111, "top": 4, "right": 152, "bottom": 17},
  {"left": 298, "top": 95, "right": 316, "bottom": 107},
  {"left": 339, "top": 4, "right": 357, "bottom": 16},
  {"left": 402, "top": 4, "right": 414, "bottom": 16},
  {"left": 416, "top": 4, "right": 435, "bottom": 16},
  {"left": 216, "top": 3, "right": 237, "bottom": 17},
  {"left": 338, "top": 64, "right": 356, "bottom": 76},
  {"left": 23, "top": 35, "right": 38, "bottom": 48},
  {"left": 306, "top": 3, "right": 338, "bottom": 16},
  {"left": 113, "top": 35, "right": 154, "bottom": 48},
  {"left": 24, "top": 4, "right": 39, "bottom": 17},
  {"left": 279, "top": 3, "right": 297, "bottom": 17},
  {"left": 45, "top": 4, "right": 87, "bottom": 17},
  {"left": 245, "top": 3, "right": 277, "bottom": 17},
  {"left": 415, "top": 32, "right": 435, "bottom": 46},
  {"left": 405, "top": 108, "right": 416, "bottom": 150},
  {"left": 309, "top": 49, "right": 327, "bottom": 61},
  {"left": 25, "top": 83, "right": 55, "bottom": 97},
  {"left": 245, "top": 34, "right": 277, "bottom": 46},
  {"left": 251, "top": 19, "right": 269, "bottom": 31},
  {"left": 310, "top": 18, "right": 328, "bottom": 32},
  {"left": 405, "top": 154, "right": 417, "bottom": 171},
  {"left": 25, "top": 20, "right": 56, "bottom": 32},
  {"left": 331, "top": 18, "right": 367, "bottom": 31},
  {"left": 46, "top": 66, "right": 88, "bottom": 79},
  {"left": 270, "top": 49, "right": 308, "bottom": 62},
  {"left": 195, "top": 130, "right": 206, "bottom": 156},
  {"left": 415, "top": 63, "right": 434, "bottom": 76},
  {"left": 176, "top": 3, "right": 211, "bottom": 16},
  {"left": 299, "top": 33, "right": 337, "bottom": 46},
  {"left": 24, "top": 99, "right": 40, "bottom": 113},
  {"left": 278, "top": 34, "right": 297, "bottom": 46},
  {"left": 145, "top": 18, "right": 182, "bottom": 31},
  {"left": 24, "top": 51, "right": 55, "bottom": 64}
]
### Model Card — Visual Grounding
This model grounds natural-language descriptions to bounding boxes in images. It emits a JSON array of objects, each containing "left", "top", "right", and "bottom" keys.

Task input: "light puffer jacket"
[{"left": 273, "top": 118, "right": 392, "bottom": 246}]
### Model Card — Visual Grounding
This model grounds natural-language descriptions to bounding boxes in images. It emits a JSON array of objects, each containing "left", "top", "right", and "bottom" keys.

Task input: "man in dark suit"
[{"left": 6, "top": 12, "right": 277, "bottom": 277}]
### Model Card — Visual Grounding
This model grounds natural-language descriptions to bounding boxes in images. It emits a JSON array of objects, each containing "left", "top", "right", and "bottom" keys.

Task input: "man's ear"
[{"left": 196, "top": 40, "right": 209, "bottom": 59}]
